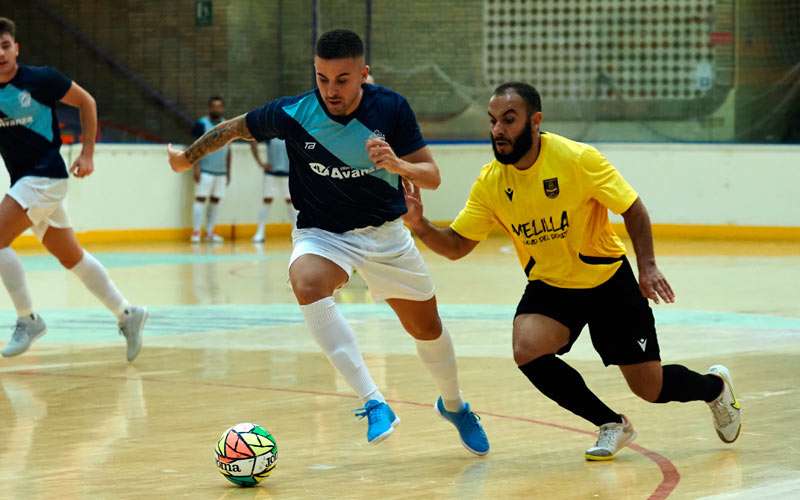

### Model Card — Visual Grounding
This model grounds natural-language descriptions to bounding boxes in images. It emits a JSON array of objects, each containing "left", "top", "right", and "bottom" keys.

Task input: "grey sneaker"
[
  {"left": 585, "top": 415, "right": 637, "bottom": 461},
  {"left": 2, "top": 314, "right": 47, "bottom": 357},
  {"left": 119, "top": 306, "right": 148, "bottom": 362},
  {"left": 707, "top": 365, "right": 742, "bottom": 443}
]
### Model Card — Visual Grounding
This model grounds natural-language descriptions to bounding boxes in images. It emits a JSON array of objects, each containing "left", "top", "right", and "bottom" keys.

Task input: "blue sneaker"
[
  {"left": 354, "top": 400, "right": 400, "bottom": 444},
  {"left": 436, "top": 397, "right": 490, "bottom": 456}
]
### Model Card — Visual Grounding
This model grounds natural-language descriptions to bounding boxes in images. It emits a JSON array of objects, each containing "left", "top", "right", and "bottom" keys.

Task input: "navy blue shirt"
[
  {"left": 245, "top": 84, "right": 426, "bottom": 233},
  {"left": 0, "top": 65, "right": 72, "bottom": 186}
]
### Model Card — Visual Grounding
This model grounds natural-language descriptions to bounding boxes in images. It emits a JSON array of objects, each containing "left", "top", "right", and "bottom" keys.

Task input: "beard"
[
  {"left": 209, "top": 112, "right": 223, "bottom": 121},
  {"left": 491, "top": 120, "right": 533, "bottom": 165}
]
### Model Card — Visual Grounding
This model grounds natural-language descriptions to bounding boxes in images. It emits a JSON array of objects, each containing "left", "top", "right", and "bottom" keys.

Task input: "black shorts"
[{"left": 515, "top": 257, "right": 660, "bottom": 366}]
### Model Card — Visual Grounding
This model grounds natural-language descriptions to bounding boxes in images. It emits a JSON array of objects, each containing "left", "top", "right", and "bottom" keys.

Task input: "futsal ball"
[{"left": 214, "top": 423, "right": 278, "bottom": 487}]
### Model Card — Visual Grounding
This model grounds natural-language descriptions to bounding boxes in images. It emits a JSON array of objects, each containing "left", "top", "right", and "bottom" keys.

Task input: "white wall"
[
  {"left": 425, "top": 143, "right": 800, "bottom": 227},
  {"left": 1, "top": 142, "right": 798, "bottom": 233}
]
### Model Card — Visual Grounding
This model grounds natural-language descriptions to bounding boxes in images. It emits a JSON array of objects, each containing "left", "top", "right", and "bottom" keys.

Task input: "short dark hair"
[
  {"left": 493, "top": 82, "right": 542, "bottom": 115},
  {"left": 316, "top": 29, "right": 364, "bottom": 60},
  {"left": 208, "top": 95, "right": 224, "bottom": 105},
  {"left": 0, "top": 17, "right": 16, "bottom": 39}
]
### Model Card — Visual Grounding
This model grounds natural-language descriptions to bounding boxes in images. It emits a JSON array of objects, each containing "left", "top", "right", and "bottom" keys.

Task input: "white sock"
[
  {"left": 192, "top": 201, "right": 204, "bottom": 233},
  {"left": 206, "top": 203, "right": 220, "bottom": 235},
  {"left": 286, "top": 203, "right": 297, "bottom": 228},
  {"left": 300, "top": 297, "right": 384, "bottom": 403},
  {"left": 0, "top": 247, "right": 33, "bottom": 318},
  {"left": 415, "top": 327, "right": 465, "bottom": 412},
  {"left": 255, "top": 203, "right": 270, "bottom": 236},
  {"left": 70, "top": 252, "right": 129, "bottom": 319}
]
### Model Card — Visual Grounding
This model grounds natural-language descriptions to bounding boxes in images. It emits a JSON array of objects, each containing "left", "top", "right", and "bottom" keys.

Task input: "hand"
[
  {"left": 263, "top": 162, "right": 273, "bottom": 173},
  {"left": 366, "top": 138, "right": 403, "bottom": 174},
  {"left": 70, "top": 153, "right": 94, "bottom": 178},
  {"left": 401, "top": 178, "right": 424, "bottom": 228},
  {"left": 638, "top": 263, "right": 675, "bottom": 304},
  {"left": 168, "top": 143, "right": 192, "bottom": 173}
]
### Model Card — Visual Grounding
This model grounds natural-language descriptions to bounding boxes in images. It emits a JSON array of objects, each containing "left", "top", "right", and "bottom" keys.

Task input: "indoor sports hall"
[{"left": 1, "top": 1, "right": 798, "bottom": 499}]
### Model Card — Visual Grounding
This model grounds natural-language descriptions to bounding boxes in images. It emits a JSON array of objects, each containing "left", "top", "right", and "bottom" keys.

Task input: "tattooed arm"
[{"left": 168, "top": 114, "right": 254, "bottom": 173}]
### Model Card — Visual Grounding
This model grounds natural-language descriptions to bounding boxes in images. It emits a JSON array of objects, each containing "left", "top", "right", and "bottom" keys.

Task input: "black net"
[{"left": 2, "top": 0, "right": 798, "bottom": 142}]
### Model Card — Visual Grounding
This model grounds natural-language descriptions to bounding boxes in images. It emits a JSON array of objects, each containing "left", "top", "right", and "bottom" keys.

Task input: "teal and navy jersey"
[
  {"left": 265, "top": 138, "right": 289, "bottom": 177},
  {"left": 0, "top": 65, "right": 72, "bottom": 186},
  {"left": 192, "top": 116, "right": 229, "bottom": 176},
  {"left": 245, "top": 84, "right": 426, "bottom": 233}
]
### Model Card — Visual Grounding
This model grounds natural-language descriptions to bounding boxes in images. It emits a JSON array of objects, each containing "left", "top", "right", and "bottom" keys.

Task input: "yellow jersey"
[{"left": 450, "top": 132, "right": 638, "bottom": 289}]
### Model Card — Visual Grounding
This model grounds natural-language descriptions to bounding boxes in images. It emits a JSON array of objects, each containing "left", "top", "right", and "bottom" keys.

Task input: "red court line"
[{"left": 16, "top": 370, "right": 680, "bottom": 499}]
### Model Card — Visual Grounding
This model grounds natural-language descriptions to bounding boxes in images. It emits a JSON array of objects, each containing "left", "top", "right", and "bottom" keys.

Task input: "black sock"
[
  {"left": 655, "top": 364, "right": 724, "bottom": 403},
  {"left": 518, "top": 355, "right": 622, "bottom": 427}
]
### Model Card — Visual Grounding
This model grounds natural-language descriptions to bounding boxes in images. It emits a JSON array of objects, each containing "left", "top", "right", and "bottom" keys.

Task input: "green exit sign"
[{"left": 196, "top": 0, "right": 213, "bottom": 27}]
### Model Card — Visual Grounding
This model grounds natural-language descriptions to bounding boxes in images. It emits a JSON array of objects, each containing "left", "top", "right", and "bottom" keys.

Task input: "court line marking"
[
  {"left": 0, "top": 360, "right": 116, "bottom": 373},
  {"left": 15, "top": 371, "right": 680, "bottom": 499}
]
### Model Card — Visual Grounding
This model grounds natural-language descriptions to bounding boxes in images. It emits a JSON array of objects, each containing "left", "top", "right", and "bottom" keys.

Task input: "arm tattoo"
[{"left": 184, "top": 114, "right": 253, "bottom": 163}]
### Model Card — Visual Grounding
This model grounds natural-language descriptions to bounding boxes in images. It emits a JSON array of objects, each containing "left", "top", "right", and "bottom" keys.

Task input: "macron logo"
[
  {"left": 637, "top": 338, "right": 647, "bottom": 352},
  {"left": 304, "top": 142, "right": 316, "bottom": 150}
]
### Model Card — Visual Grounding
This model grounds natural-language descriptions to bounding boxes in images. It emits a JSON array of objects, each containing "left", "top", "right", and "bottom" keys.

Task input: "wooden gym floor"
[{"left": 0, "top": 236, "right": 798, "bottom": 499}]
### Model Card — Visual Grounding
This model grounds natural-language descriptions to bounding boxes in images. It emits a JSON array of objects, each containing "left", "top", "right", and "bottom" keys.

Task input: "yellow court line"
[{"left": 10, "top": 221, "right": 800, "bottom": 249}]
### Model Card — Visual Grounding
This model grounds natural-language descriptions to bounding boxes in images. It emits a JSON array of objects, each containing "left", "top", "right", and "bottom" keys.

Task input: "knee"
[
  {"left": 195, "top": 197, "right": 207, "bottom": 203},
  {"left": 513, "top": 334, "right": 549, "bottom": 366},
  {"left": 402, "top": 314, "right": 442, "bottom": 340},
  {"left": 209, "top": 197, "right": 221, "bottom": 204},
  {"left": 53, "top": 247, "right": 84, "bottom": 269},
  {"left": 512, "top": 316, "right": 570, "bottom": 366},
  {"left": 59, "top": 255, "right": 82, "bottom": 269},
  {"left": 290, "top": 273, "right": 331, "bottom": 305}
]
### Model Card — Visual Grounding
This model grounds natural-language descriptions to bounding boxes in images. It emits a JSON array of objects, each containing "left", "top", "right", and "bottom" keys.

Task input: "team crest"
[
  {"left": 19, "top": 91, "right": 32, "bottom": 108},
  {"left": 543, "top": 178, "right": 560, "bottom": 199}
]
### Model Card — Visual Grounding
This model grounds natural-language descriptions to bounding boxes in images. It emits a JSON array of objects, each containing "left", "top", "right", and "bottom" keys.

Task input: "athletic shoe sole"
[
  {"left": 368, "top": 416, "right": 400, "bottom": 445},
  {"left": 434, "top": 402, "right": 490, "bottom": 456},
  {"left": 1, "top": 327, "right": 48, "bottom": 357},
  {"left": 708, "top": 365, "right": 742, "bottom": 443},
  {"left": 584, "top": 430, "right": 638, "bottom": 462},
  {"left": 125, "top": 308, "right": 149, "bottom": 362}
]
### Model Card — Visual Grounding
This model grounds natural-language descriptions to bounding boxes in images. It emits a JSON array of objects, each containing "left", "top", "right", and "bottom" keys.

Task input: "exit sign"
[{"left": 196, "top": 0, "right": 213, "bottom": 27}]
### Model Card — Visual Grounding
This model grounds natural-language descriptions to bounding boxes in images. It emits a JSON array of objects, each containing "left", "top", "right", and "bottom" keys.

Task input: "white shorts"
[
  {"left": 8, "top": 176, "right": 70, "bottom": 240},
  {"left": 263, "top": 174, "right": 290, "bottom": 201},
  {"left": 290, "top": 218, "right": 435, "bottom": 302},
  {"left": 195, "top": 172, "right": 227, "bottom": 199}
]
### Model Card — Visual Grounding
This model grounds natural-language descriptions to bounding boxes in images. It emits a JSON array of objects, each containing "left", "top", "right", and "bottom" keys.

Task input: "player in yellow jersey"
[{"left": 403, "top": 82, "right": 742, "bottom": 460}]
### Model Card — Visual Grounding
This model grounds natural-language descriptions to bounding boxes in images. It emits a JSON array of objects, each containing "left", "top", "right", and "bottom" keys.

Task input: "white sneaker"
[
  {"left": 251, "top": 233, "right": 265, "bottom": 244},
  {"left": 119, "top": 306, "right": 148, "bottom": 362},
  {"left": 190, "top": 232, "right": 201, "bottom": 244},
  {"left": 707, "top": 365, "right": 742, "bottom": 443},
  {"left": 206, "top": 233, "right": 224, "bottom": 243},
  {"left": 2, "top": 314, "right": 47, "bottom": 357},
  {"left": 585, "top": 415, "right": 637, "bottom": 461}
]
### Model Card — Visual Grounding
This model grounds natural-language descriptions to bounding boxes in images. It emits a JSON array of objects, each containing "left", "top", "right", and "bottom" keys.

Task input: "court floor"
[{"left": 0, "top": 236, "right": 798, "bottom": 499}]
